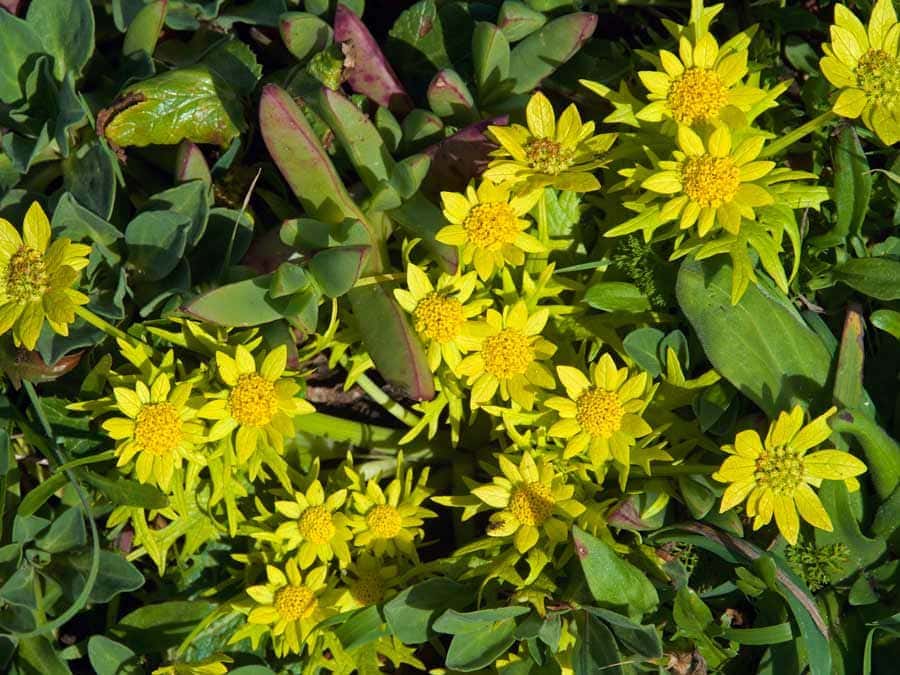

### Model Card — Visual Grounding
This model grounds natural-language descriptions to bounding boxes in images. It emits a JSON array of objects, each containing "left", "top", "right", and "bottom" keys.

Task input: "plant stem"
[
  {"left": 294, "top": 412, "right": 405, "bottom": 448},
  {"left": 632, "top": 463, "right": 718, "bottom": 478},
  {"left": 760, "top": 111, "right": 837, "bottom": 158},
  {"left": 74, "top": 305, "right": 148, "bottom": 350},
  {"left": 354, "top": 371, "right": 422, "bottom": 427}
]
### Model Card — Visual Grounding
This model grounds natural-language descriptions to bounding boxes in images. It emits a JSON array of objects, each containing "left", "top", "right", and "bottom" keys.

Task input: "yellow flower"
[
  {"left": 820, "top": 0, "right": 900, "bottom": 145},
  {"left": 200, "top": 345, "right": 314, "bottom": 463},
  {"left": 713, "top": 406, "right": 867, "bottom": 545},
  {"left": 437, "top": 180, "right": 544, "bottom": 280},
  {"left": 482, "top": 92, "right": 615, "bottom": 193},
  {"left": 337, "top": 553, "right": 400, "bottom": 610},
  {"left": 622, "top": 125, "right": 776, "bottom": 239},
  {"left": 471, "top": 453, "right": 585, "bottom": 554},
  {"left": 273, "top": 480, "right": 353, "bottom": 568},
  {"left": 0, "top": 202, "right": 90, "bottom": 350},
  {"left": 546, "top": 354, "right": 653, "bottom": 466},
  {"left": 347, "top": 459, "right": 436, "bottom": 560},
  {"left": 242, "top": 559, "right": 339, "bottom": 657},
  {"left": 102, "top": 373, "right": 204, "bottom": 491},
  {"left": 393, "top": 263, "right": 489, "bottom": 372},
  {"left": 457, "top": 301, "right": 556, "bottom": 410},
  {"left": 637, "top": 32, "right": 767, "bottom": 126}
]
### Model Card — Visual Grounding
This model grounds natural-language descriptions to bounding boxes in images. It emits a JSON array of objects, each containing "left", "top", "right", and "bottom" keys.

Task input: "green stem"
[
  {"left": 759, "top": 111, "right": 837, "bottom": 158},
  {"left": 294, "top": 412, "right": 405, "bottom": 449},
  {"left": 74, "top": 305, "right": 148, "bottom": 350},
  {"left": 631, "top": 463, "right": 718, "bottom": 478},
  {"left": 354, "top": 371, "right": 422, "bottom": 428}
]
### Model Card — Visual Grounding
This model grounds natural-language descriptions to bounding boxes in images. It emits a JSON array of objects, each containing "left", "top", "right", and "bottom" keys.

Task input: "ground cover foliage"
[{"left": 0, "top": 0, "right": 898, "bottom": 673}]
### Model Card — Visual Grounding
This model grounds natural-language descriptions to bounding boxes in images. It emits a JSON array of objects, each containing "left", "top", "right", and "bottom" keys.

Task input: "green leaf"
[
  {"left": 622, "top": 327, "right": 664, "bottom": 377},
  {"left": 18, "top": 473, "right": 68, "bottom": 518},
  {"left": 105, "top": 67, "right": 244, "bottom": 148},
  {"left": 508, "top": 13, "right": 597, "bottom": 94},
  {"left": 383, "top": 577, "right": 471, "bottom": 644},
  {"left": 815, "top": 481, "right": 886, "bottom": 581},
  {"left": 87, "top": 635, "right": 140, "bottom": 675},
  {"left": 280, "top": 11, "right": 333, "bottom": 62},
  {"left": 183, "top": 275, "right": 287, "bottom": 327},
  {"left": 498, "top": 1, "right": 547, "bottom": 42},
  {"left": 122, "top": 0, "right": 167, "bottom": 56},
  {"left": 572, "top": 526, "right": 658, "bottom": 618},
  {"left": 473, "top": 22, "right": 510, "bottom": 98},
  {"left": 584, "top": 607, "right": 663, "bottom": 659},
  {"left": 720, "top": 623, "right": 793, "bottom": 645},
  {"left": 833, "top": 306, "right": 867, "bottom": 411},
  {"left": 584, "top": 281, "right": 651, "bottom": 313},
  {"left": 110, "top": 601, "right": 216, "bottom": 654},
  {"left": 445, "top": 617, "right": 520, "bottom": 671},
  {"left": 332, "top": 605, "right": 388, "bottom": 651},
  {"left": 144, "top": 180, "right": 210, "bottom": 246},
  {"left": 871, "top": 309, "right": 900, "bottom": 340},
  {"left": 35, "top": 507, "right": 86, "bottom": 553},
  {"left": 69, "top": 551, "right": 144, "bottom": 603},
  {"left": 387, "top": 0, "right": 453, "bottom": 74},
  {"left": 26, "top": 0, "right": 94, "bottom": 79},
  {"left": 61, "top": 140, "right": 118, "bottom": 220},
  {"left": 831, "top": 410, "right": 900, "bottom": 500},
  {"left": 308, "top": 246, "right": 369, "bottom": 298},
  {"left": 15, "top": 636, "right": 70, "bottom": 675},
  {"left": 672, "top": 587, "right": 734, "bottom": 667},
  {"left": 811, "top": 126, "right": 872, "bottom": 247},
  {"left": 82, "top": 471, "right": 169, "bottom": 509},
  {"left": 677, "top": 257, "right": 831, "bottom": 417},
  {"left": 573, "top": 610, "right": 623, "bottom": 675},
  {"left": 125, "top": 211, "right": 191, "bottom": 282},
  {"left": 433, "top": 606, "right": 530, "bottom": 634},
  {"left": 832, "top": 258, "right": 900, "bottom": 300},
  {"left": 863, "top": 613, "right": 900, "bottom": 675},
  {"left": 0, "top": 11, "right": 44, "bottom": 104}
]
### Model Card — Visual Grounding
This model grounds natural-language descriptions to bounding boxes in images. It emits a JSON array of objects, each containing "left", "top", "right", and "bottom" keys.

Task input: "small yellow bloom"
[
  {"left": 471, "top": 452, "right": 585, "bottom": 554},
  {"left": 347, "top": 459, "right": 436, "bottom": 560},
  {"left": 241, "top": 559, "right": 339, "bottom": 657},
  {"left": 337, "top": 553, "right": 400, "bottom": 610},
  {"left": 637, "top": 32, "right": 767, "bottom": 126},
  {"left": 0, "top": 202, "right": 90, "bottom": 350},
  {"left": 437, "top": 180, "right": 544, "bottom": 280},
  {"left": 393, "top": 263, "right": 489, "bottom": 372},
  {"left": 199, "top": 344, "right": 314, "bottom": 463},
  {"left": 546, "top": 354, "right": 653, "bottom": 466},
  {"left": 152, "top": 656, "right": 232, "bottom": 675},
  {"left": 102, "top": 373, "right": 204, "bottom": 491},
  {"left": 457, "top": 301, "right": 556, "bottom": 410},
  {"left": 273, "top": 480, "right": 353, "bottom": 568},
  {"left": 820, "top": 0, "right": 900, "bottom": 145},
  {"left": 623, "top": 125, "right": 776, "bottom": 239},
  {"left": 482, "top": 92, "right": 615, "bottom": 193},
  {"left": 713, "top": 406, "right": 867, "bottom": 545}
]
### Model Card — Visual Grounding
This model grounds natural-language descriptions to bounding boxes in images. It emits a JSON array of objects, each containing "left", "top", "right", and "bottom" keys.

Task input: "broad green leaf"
[
  {"left": 572, "top": 611, "right": 623, "bottom": 675},
  {"left": 183, "top": 275, "right": 287, "bottom": 327},
  {"left": 122, "top": 0, "right": 167, "bottom": 56},
  {"left": 508, "top": 13, "right": 597, "bottom": 94},
  {"left": 677, "top": 257, "right": 831, "bottom": 417},
  {"left": 88, "top": 635, "right": 140, "bottom": 675},
  {"left": 125, "top": 211, "right": 191, "bottom": 282},
  {"left": 584, "top": 281, "right": 651, "bottom": 313},
  {"left": 445, "top": 617, "right": 520, "bottom": 671},
  {"left": 111, "top": 601, "right": 217, "bottom": 654},
  {"left": 833, "top": 307, "right": 866, "bottom": 411},
  {"left": 332, "top": 605, "right": 388, "bottom": 651},
  {"left": 811, "top": 126, "right": 872, "bottom": 247},
  {"left": 623, "top": 327, "right": 664, "bottom": 377},
  {"left": 82, "top": 470, "right": 168, "bottom": 509},
  {"left": 26, "top": 0, "right": 94, "bottom": 79},
  {"left": 69, "top": 551, "right": 145, "bottom": 603},
  {"left": 61, "top": 141, "right": 118, "bottom": 220},
  {"left": 35, "top": 507, "right": 86, "bottom": 553},
  {"left": 383, "top": 578, "right": 471, "bottom": 644},
  {"left": 15, "top": 636, "right": 70, "bottom": 675},
  {"left": 473, "top": 22, "right": 510, "bottom": 97},
  {"left": 144, "top": 180, "right": 210, "bottom": 246},
  {"left": 816, "top": 481, "right": 886, "bottom": 582},
  {"left": 433, "top": 606, "right": 530, "bottom": 634},
  {"left": 572, "top": 526, "right": 658, "bottom": 618},
  {"left": 498, "top": 1, "right": 547, "bottom": 42},
  {"left": 0, "top": 11, "right": 43, "bottom": 104},
  {"left": 831, "top": 410, "right": 900, "bottom": 500},
  {"left": 308, "top": 246, "right": 369, "bottom": 298},
  {"left": 871, "top": 309, "right": 900, "bottom": 340},
  {"left": 832, "top": 257, "right": 900, "bottom": 300},
  {"left": 280, "top": 12, "right": 333, "bottom": 62},
  {"left": 584, "top": 607, "right": 663, "bottom": 659},
  {"left": 105, "top": 67, "right": 244, "bottom": 148},
  {"left": 672, "top": 587, "right": 734, "bottom": 667}
]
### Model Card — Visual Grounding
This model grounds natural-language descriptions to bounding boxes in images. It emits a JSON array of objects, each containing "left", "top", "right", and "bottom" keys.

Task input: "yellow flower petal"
[
  {"left": 766, "top": 406, "right": 804, "bottom": 449},
  {"left": 261, "top": 346, "right": 287, "bottom": 381},
  {"left": 677, "top": 126, "right": 705, "bottom": 157},
  {"left": 832, "top": 87, "right": 867, "bottom": 119},
  {"left": 790, "top": 407, "right": 836, "bottom": 452},
  {"left": 773, "top": 494, "right": 799, "bottom": 544},
  {"left": 720, "top": 476, "right": 756, "bottom": 512},
  {"left": 793, "top": 483, "right": 833, "bottom": 532},
  {"left": 23, "top": 202, "right": 51, "bottom": 253},
  {"left": 526, "top": 91, "right": 556, "bottom": 139},
  {"left": 557, "top": 365, "right": 590, "bottom": 398},
  {"left": 804, "top": 450, "right": 867, "bottom": 480}
]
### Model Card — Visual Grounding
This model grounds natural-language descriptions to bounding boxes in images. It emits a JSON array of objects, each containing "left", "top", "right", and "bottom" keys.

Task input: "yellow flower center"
[
  {"left": 754, "top": 446, "right": 805, "bottom": 495},
  {"left": 462, "top": 202, "right": 520, "bottom": 249},
  {"left": 366, "top": 504, "right": 402, "bottom": 539},
  {"left": 274, "top": 584, "right": 318, "bottom": 621},
  {"left": 229, "top": 374, "right": 278, "bottom": 427},
  {"left": 297, "top": 505, "right": 335, "bottom": 544},
  {"left": 350, "top": 572, "right": 385, "bottom": 606},
  {"left": 413, "top": 292, "right": 464, "bottom": 343},
  {"left": 576, "top": 388, "right": 624, "bottom": 438},
  {"left": 667, "top": 68, "right": 728, "bottom": 124},
  {"left": 482, "top": 328, "right": 534, "bottom": 380},
  {"left": 133, "top": 403, "right": 182, "bottom": 456},
  {"left": 509, "top": 482, "right": 554, "bottom": 526},
  {"left": 3, "top": 246, "right": 48, "bottom": 303},
  {"left": 681, "top": 155, "right": 740, "bottom": 208},
  {"left": 524, "top": 138, "right": 575, "bottom": 175},
  {"left": 856, "top": 49, "right": 900, "bottom": 108}
]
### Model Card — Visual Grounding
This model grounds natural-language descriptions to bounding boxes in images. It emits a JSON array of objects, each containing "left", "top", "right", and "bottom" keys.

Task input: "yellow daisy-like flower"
[
  {"left": 102, "top": 373, "right": 204, "bottom": 491},
  {"left": 273, "top": 480, "right": 353, "bottom": 569},
  {"left": 546, "top": 354, "right": 654, "bottom": 466},
  {"left": 712, "top": 406, "right": 867, "bottom": 545},
  {"left": 0, "top": 202, "right": 91, "bottom": 350},
  {"left": 200, "top": 344, "right": 314, "bottom": 463},
  {"left": 337, "top": 553, "right": 400, "bottom": 611},
  {"left": 347, "top": 461, "right": 436, "bottom": 560},
  {"left": 625, "top": 125, "right": 776, "bottom": 238},
  {"left": 637, "top": 32, "right": 767, "bottom": 126},
  {"left": 820, "top": 0, "right": 900, "bottom": 145},
  {"left": 482, "top": 91, "right": 616, "bottom": 193},
  {"left": 437, "top": 180, "right": 544, "bottom": 280},
  {"left": 243, "top": 559, "right": 339, "bottom": 657},
  {"left": 393, "top": 263, "right": 488, "bottom": 372},
  {"left": 471, "top": 452, "right": 585, "bottom": 554},
  {"left": 457, "top": 301, "right": 556, "bottom": 410}
]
